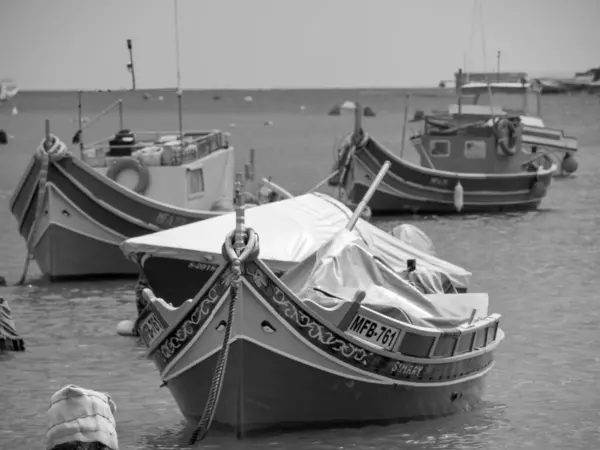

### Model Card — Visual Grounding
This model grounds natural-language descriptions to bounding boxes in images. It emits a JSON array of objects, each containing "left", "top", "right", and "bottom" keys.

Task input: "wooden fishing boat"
[
  {"left": 330, "top": 95, "right": 560, "bottom": 215},
  {"left": 9, "top": 95, "right": 260, "bottom": 282},
  {"left": 453, "top": 71, "right": 579, "bottom": 177},
  {"left": 0, "top": 296, "right": 25, "bottom": 352},
  {"left": 121, "top": 191, "right": 471, "bottom": 310},
  {"left": 132, "top": 171, "right": 504, "bottom": 440}
]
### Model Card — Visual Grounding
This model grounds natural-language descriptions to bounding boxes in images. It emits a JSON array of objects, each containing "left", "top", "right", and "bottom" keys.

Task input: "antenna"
[
  {"left": 126, "top": 39, "right": 136, "bottom": 91},
  {"left": 174, "top": 0, "right": 184, "bottom": 143}
]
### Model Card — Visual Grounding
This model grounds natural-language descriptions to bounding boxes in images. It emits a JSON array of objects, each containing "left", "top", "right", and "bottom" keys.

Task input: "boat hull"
[
  {"left": 166, "top": 338, "right": 488, "bottom": 435},
  {"left": 346, "top": 138, "right": 553, "bottom": 215},
  {"left": 9, "top": 154, "right": 218, "bottom": 280},
  {"left": 141, "top": 260, "right": 499, "bottom": 437}
]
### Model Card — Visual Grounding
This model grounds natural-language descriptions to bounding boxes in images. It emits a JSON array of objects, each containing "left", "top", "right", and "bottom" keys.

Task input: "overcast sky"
[{"left": 1, "top": 0, "right": 598, "bottom": 90}]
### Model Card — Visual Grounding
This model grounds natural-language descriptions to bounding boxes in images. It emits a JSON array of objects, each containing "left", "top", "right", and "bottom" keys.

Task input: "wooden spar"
[
  {"left": 399, "top": 93, "right": 409, "bottom": 158},
  {"left": 346, "top": 160, "right": 391, "bottom": 231}
]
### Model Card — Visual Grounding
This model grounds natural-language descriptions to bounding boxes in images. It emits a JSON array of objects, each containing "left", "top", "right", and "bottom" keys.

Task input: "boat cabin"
[
  {"left": 412, "top": 120, "right": 539, "bottom": 174},
  {"left": 80, "top": 129, "right": 235, "bottom": 211},
  {"left": 453, "top": 70, "right": 543, "bottom": 119}
]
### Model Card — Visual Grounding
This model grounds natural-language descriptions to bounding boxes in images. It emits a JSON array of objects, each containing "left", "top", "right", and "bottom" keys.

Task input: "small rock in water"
[
  {"left": 0, "top": 276, "right": 6, "bottom": 286},
  {"left": 0, "top": 129, "right": 7, "bottom": 145}
]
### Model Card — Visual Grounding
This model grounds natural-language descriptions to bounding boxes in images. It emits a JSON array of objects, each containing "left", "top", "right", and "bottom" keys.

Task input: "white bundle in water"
[
  {"left": 46, "top": 385, "right": 118, "bottom": 450},
  {"left": 392, "top": 224, "right": 436, "bottom": 256}
]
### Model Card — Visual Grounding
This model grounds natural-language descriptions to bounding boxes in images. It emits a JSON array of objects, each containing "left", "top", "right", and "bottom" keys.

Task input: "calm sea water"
[{"left": 0, "top": 89, "right": 599, "bottom": 450}]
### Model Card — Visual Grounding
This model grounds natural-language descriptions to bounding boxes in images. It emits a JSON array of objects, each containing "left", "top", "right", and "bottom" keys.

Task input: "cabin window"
[
  {"left": 464, "top": 140, "right": 487, "bottom": 159},
  {"left": 429, "top": 140, "right": 450, "bottom": 157},
  {"left": 187, "top": 167, "right": 205, "bottom": 197}
]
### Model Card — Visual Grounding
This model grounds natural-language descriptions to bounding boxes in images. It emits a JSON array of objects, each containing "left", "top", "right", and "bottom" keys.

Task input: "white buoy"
[
  {"left": 244, "top": 96, "right": 253, "bottom": 102},
  {"left": 11, "top": 106, "right": 18, "bottom": 115},
  {"left": 300, "top": 105, "right": 306, "bottom": 111},
  {"left": 229, "top": 123, "right": 236, "bottom": 128},
  {"left": 454, "top": 181, "right": 464, "bottom": 212},
  {"left": 264, "top": 120, "right": 273, "bottom": 126},
  {"left": 158, "top": 95, "right": 164, "bottom": 101},
  {"left": 117, "top": 319, "right": 136, "bottom": 336}
]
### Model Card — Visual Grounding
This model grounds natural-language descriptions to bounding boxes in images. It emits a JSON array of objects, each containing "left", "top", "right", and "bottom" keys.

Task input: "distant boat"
[
  {"left": 9, "top": 94, "right": 263, "bottom": 281},
  {"left": 329, "top": 98, "right": 559, "bottom": 215}
]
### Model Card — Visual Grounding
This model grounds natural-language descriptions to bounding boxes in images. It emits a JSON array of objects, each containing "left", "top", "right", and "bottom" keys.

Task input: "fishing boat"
[
  {"left": 330, "top": 90, "right": 560, "bottom": 215},
  {"left": 454, "top": 70, "right": 579, "bottom": 177},
  {"left": 9, "top": 96, "right": 260, "bottom": 282},
  {"left": 121, "top": 189, "right": 471, "bottom": 310},
  {"left": 0, "top": 296, "right": 25, "bottom": 352},
  {"left": 131, "top": 170, "right": 504, "bottom": 440}
]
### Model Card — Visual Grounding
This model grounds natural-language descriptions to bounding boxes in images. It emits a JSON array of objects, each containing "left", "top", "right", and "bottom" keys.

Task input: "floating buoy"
[
  {"left": 530, "top": 180, "right": 547, "bottom": 197},
  {"left": 213, "top": 95, "right": 221, "bottom": 101},
  {"left": 264, "top": 120, "right": 273, "bottom": 126},
  {"left": 229, "top": 123, "right": 236, "bottom": 128},
  {"left": 11, "top": 106, "right": 18, "bottom": 115},
  {"left": 244, "top": 96, "right": 253, "bottom": 102},
  {"left": 454, "top": 181, "right": 464, "bottom": 212},
  {"left": 561, "top": 154, "right": 578, "bottom": 174},
  {"left": 116, "top": 319, "right": 136, "bottom": 336},
  {"left": 300, "top": 105, "right": 306, "bottom": 111},
  {"left": 143, "top": 93, "right": 151, "bottom": 100},
  {"left": 157, "top": 95, "right": 164, "bottom": 101},
  {"left": 363, "top": 106, "right": 376, "bottom": 117},
  {"left": 328, "top": 105, "right": 342, "bottom": 116}
]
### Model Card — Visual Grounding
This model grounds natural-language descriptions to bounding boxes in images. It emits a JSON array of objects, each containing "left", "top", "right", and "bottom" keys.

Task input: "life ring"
[
  {"left": 494, "top": 118, "right": 517, "bottom": 156},
  {"left": 106, "top": 157, "right": 150, "bottom": 195}
]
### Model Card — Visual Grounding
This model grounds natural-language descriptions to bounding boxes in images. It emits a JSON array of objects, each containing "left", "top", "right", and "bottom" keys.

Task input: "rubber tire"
[{"left": 106, "top": 157, "right": 150, "bottom": 194}]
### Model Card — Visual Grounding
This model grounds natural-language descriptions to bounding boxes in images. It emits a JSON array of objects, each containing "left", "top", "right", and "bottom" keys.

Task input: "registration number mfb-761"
[{"left": 346, "top": 314, "right": 400, "bottom": 351}]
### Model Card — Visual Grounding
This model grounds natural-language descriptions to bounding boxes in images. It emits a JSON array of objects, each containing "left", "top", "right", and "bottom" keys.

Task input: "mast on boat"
[
  {"left": 126, "top": 39, "right": 137, "bottom": 91},
  {"left": 174, "top": 0, "right": 184, "bottom": 143}
]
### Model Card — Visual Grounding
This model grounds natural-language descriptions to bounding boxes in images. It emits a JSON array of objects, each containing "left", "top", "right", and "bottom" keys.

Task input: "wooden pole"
[
  {"left": 346, "top": 160, "right": 391, "bottom": 231},
  {"left": 399, "top": 93, "right": 409, "bottom": 158}
]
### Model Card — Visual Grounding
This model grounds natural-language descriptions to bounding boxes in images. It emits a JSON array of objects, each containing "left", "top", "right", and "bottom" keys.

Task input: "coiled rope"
[
  {"left": 18, "top": 134, "right": 70, "bottom": 285},
  {"left": 188, "top": 183, "right": 259, "bottom": 444}
]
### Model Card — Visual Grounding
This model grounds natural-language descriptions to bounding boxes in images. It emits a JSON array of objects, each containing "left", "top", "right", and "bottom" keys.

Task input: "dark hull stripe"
[
  {"left": 362, "top": 137, "right": 553, "bottom": 192},
  {"left": 60, "top": 157, "right": 218, "bottom": 229},
  {"left": 10, "top": 158, "right": 42, "bottom": 225},
  {"left": 350, "top": 182, "right": 541, "bottom": 215},
  {"left": 166, "top": 339, "right": 490, "bottom": 436}
]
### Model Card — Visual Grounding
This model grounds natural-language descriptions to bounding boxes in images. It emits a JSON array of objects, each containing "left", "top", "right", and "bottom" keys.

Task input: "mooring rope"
[
  {"left": 188, "top": 184, "right": 259, "bottom": 444},
  {"left": 17, "top": 135, "right": 70, "bottom": 285}
]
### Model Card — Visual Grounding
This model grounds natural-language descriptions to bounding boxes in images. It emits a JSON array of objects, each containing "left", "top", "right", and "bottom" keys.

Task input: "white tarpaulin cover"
[
  {"left": 287, "top": 229, "right": 472, "bottom": 328},
  {"left": 121, "top": 193, "right": 471, "bottom": 288}
]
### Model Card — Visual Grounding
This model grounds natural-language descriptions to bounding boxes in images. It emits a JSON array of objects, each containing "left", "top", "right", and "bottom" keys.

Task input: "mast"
[
  {"left": 126, "top": 39, "right": 136, "bottom": 91},
  {"left": 174, "top": 0, "right": 184, "bottom": 143},
  {"left": 496, "top": 51, "right": 501, "bottom": 82}
]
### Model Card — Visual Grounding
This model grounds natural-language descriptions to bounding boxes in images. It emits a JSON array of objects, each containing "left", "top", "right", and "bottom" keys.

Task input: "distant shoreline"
[{"left": 17, "top": 86, "right": 444, "bottom": 94}]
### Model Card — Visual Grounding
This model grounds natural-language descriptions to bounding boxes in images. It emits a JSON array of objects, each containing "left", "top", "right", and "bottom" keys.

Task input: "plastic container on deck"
[
  {"left": 161, "top": 141, "right": 183, "bottom": 165},
  {"left": 136, "top": 145, "right": 163, "bottom": 166}
]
